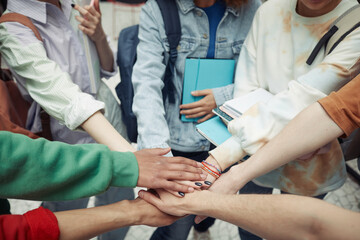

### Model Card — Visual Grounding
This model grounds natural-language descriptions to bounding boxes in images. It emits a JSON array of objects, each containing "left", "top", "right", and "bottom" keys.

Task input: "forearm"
[
  {"left": 55, "top": 200, "right": 137, "bottom": 240},
  {"left": 188, "top": 192, "right": 360, "bottom": 240},
  {"left": 0, "top": 131, "right": 137, "bottom": 200},
  {"left": 233, "top": 102, "right": 343, "bottom": 186},
  {"left": 81, "top": 111, "right": 135, "bottom": 152},
  {"left": 94, "top": 32, "right": 114, "bottom": 72}
]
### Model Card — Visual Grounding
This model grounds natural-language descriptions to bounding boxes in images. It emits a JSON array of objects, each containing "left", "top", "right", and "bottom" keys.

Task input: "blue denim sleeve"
[
  {"left": 212, "top": 83, "right": 234, "bottom": 106},
  {"left": 132, "top": 1, "right": 171, "bottom": 150}
]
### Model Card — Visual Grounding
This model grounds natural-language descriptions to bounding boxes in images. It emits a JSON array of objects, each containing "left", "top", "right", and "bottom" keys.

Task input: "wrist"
[
  {"left": 228, "top": 162, "right": 251, "bottom": 189},
  {"left": 206, "top": 154, "right": 222, "bottom": 172},
  {"left": 111, "top": 200, "right": 139, "bottom": 227},
  {"left": 94, "top": 29, "right": 107, "bottom": 45},
  {"left": 185, "top": 191, "right": 214, "bottom": 215}
]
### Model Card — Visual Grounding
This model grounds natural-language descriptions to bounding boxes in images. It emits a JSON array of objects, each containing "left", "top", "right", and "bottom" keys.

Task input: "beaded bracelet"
[
  {"left": 201, "top": 162, "right": 221, "bottom": 179},
  {"left": 201, "top": 161, "right": 221, "bottom": 176},
  {"left": 202, "top": 160, "right": 222, "bottom": 174},
  {"left": 201, "top": 165, "right": 220, "bottom": 179}
]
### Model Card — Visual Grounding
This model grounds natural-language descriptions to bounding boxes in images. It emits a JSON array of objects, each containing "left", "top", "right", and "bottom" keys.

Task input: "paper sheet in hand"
[{"left": 73, "top": 0, "right": 101, "bottom": 93}]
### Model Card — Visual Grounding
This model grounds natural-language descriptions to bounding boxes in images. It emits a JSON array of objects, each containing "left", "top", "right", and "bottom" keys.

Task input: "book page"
[{"left": 223, "top": 88, "right": 274, "bottom": 117}]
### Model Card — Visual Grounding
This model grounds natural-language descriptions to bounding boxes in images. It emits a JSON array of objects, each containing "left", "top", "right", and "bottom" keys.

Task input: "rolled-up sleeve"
[
  {"left": 319, "top": 74, "right": 360, "bottom": 137},
  {"left": 0, "top": 22, "right": 104, "bottom": 130}
]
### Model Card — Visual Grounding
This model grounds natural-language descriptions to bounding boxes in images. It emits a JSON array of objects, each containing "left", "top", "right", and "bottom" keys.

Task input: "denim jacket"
[{"left": 132, "top": 0, "right": 261, "bottom": 152}]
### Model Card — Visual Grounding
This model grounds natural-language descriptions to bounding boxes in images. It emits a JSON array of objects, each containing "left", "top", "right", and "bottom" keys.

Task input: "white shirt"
[{"left": 211, "top": 0, "right": 360, "bottom": 196}]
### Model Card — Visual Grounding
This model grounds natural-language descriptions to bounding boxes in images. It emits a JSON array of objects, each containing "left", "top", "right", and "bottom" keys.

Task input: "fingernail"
[
  {"left": 204, "top": 181, "right": 212, "bottom": 185},
  {"left": 178, "top": 191, "right": 185, "bottom": 197},
  {"left": 197, "top": 162, "right": 203, "bottom": 167},
  {"left": 195, "top": 182, "right": 202, "bottom": 186},
  {"left": 188, "top": 187, "right": 194, "bottom": 192},
  {"left": 201, "top": 174, "right": 207, "bottom": 179},
  {"left": 71, "top": 3, "right": 75, "bottom": 8}
]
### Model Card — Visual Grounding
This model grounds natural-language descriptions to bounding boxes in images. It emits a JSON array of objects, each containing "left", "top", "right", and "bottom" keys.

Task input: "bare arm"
[
  {"left": 55, "top": 198, "right": 178, "bottom": 240},
  {"left": 81, "top": 111, "right": 135, "bottom": 152},
  {"left": 224, "top": 102, "right": 344, "bottom": 190},
  {"left": 139, "top": 190, "right": 360, "bottom": 240},
  {"left": 199, "top": 101, "right": 344, "bottom": 190}
]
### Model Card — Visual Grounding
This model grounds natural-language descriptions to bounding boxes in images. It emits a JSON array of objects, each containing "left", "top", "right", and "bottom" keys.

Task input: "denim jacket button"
[
  {"left": 203, "top": 34, "right": 208, "bottom": 39},
  {"left": 196, "top": 11, "right": 202, "bottom": 17}
]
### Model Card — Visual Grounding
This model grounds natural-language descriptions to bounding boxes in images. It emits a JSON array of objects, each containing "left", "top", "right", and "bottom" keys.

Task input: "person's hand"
[
  {"left": 138, "top": 189, "right": 201, "bottom": 217},
  {"left": 195, "top": 164, "right": 243, "bottom": 224},
  {"left": 180, "top": 89, "right": 216, "bottom": 123},
  {"left": 128, "top": 197, "right": 180, "bottom": 227},
  {"left": 135, "top": 148, "right": 207, "bottom": 195},
  {"left": 196, "top": 155, "right": 222, "bottom": 190},
  {"left": 72, "top": 1, "right": 106, "bottom": 43}
]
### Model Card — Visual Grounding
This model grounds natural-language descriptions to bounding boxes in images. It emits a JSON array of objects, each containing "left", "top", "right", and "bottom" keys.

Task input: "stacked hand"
[
  {"left": 137, "top": 152, "right": 244, "bottom": 224},
  {"left": 135, "top": 148, "right": 207, "bottom": 196}
]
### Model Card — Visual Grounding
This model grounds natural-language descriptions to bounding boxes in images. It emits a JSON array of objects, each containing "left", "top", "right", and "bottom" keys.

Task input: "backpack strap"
[
  {"left": 0, "top": 13, "right": 42, "bottom": 42},
  {"left": 306, "top": 4, "right": 360, "bottom": 65},
  {"left": 326, "top": 5, "right": 360, "bottom": 55},
  {"left": 156, "top": 0, "right": 181, "bottom": 103}
]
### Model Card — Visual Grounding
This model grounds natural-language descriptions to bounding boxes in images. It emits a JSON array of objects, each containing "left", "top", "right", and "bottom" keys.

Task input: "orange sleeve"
[{"left": 318, "top": 74, "right": 360, "bottom": 137}]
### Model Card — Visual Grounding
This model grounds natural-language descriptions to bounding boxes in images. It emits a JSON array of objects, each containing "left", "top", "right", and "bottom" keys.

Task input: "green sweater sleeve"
[{"left": 0, "top": 131, "right": 138, "bottom": 201}]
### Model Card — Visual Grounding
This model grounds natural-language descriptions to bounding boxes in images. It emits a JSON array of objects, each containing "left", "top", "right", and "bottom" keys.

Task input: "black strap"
[
  {"left": 156, "top": 0, "right": 181, "bottom": 103},
  {"left": 306, "top": 25, "right": 338, "bottom": 65},
  {"left": 307, "top": 2, "right": 360, "bottom": 65}
]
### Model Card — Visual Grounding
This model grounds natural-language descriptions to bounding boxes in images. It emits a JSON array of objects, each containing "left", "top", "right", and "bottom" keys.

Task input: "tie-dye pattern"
[{"left": 210, "top": 0, "right": 360, "bottom": 196}]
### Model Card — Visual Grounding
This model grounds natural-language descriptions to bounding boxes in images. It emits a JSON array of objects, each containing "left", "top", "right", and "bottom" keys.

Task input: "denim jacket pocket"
[{"left": 162, "top": 38, "right": 197, "bottom": 53}]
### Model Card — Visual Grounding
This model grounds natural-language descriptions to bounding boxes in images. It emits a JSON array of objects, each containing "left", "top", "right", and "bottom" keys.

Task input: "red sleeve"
[{"left": 0, "top": 207, "right": 59, "bottom": 240}]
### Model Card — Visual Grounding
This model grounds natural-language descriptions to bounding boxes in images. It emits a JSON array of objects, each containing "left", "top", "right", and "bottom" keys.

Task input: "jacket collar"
[{"left": 176, "top": 0, "right": 240, "bottom": 16}]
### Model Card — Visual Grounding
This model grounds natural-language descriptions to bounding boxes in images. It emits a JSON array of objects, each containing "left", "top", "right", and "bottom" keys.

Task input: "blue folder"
[
  {"left": 181, "top": 58, "right": 235, "bottom": 122},
  {"left": 196, "top": 116, "right": 232, "bottom": 146}
]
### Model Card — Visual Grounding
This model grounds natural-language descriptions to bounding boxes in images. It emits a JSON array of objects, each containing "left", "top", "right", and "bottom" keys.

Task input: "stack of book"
[{"left": 196, "top": 88, "right": 274, "bottom": 146}]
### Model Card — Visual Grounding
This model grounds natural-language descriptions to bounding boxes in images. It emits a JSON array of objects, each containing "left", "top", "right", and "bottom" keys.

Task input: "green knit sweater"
[{"left": 0, "top": 131, "right": 138, "bottom": 201}]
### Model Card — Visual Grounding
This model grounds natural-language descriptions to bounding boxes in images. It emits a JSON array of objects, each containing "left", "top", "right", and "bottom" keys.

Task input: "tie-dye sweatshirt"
[{"left": 210, "top": 0, "right": 360, "bottom": 196}]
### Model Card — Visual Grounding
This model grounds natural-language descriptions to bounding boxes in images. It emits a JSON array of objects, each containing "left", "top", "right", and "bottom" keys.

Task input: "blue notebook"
[
  {"left": 181, "top": 58, "right": 235, "bottom": 122},
  {"left": 196, "top": 116, "right": 232, "bottom": 146}
]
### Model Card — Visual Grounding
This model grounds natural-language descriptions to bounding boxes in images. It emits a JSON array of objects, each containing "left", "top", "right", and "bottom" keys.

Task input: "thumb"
[
  {"left": 146, "top": 147, "right": 171, "bottom": 156},
  {"left": 138, "top": 190, "right": 162, "bottom": 206},
  {"left": 194, "top": 215, "right": 207, "bottom": 224},
  {"left": 191, "top": 89, "right": 210, "bottom": 97}
]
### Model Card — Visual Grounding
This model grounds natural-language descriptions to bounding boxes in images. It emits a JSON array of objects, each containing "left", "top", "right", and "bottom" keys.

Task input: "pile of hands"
[
  {"left": 133, "top": 147, "right": 242, "bottom": 227},
  {"left": 72, "top": 1, "right": 244, "bottom": 227}
]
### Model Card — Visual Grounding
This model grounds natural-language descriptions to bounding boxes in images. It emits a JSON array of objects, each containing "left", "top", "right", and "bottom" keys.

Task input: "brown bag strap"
[
  {"left": 0, "top": 13, "right": 52, "bottom": 140},
  {"left": 0, "top": 13, "right": 42, "bottom": 42},
  {"left": 0, "top": 12, "right": 43, "bottom": 79}
]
